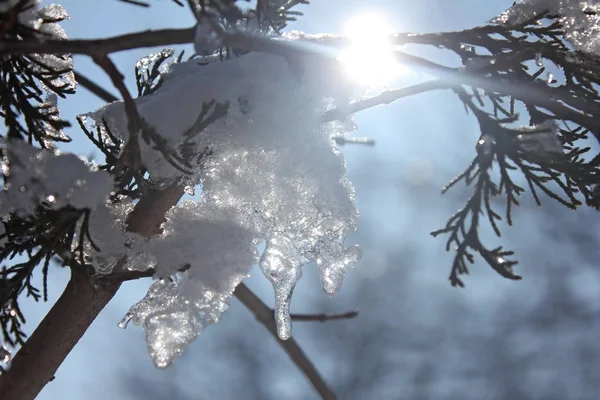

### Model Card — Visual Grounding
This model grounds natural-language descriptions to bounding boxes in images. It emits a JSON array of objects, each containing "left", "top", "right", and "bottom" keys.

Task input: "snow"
[
  {"left": 0, "top": 140, "right": 113, "bottom": 218},
  {"left": 9, "top": 1, "right": 77, "bottom": 93},
  {"left": 492, "top": 0, "right": 600, "bottom": 55},
  {"left": 120, "top": 201, "right": 258, "bottom": 367},
  {"left": 90, "top": 48, "right": 363, "bottom": 365}
]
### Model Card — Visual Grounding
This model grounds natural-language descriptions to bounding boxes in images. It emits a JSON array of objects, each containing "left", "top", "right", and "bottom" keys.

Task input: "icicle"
[
  {"left": 315, "top": 242, "right": 362, "bottom": 295},
  {"left": 259, "top": 237, "right": 304, "bottom": 340}
]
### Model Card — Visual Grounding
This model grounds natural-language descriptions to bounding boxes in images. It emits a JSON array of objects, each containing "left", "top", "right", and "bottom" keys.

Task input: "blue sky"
[{"left": 14, "top": 1, "right": 600, "bottom": 399}]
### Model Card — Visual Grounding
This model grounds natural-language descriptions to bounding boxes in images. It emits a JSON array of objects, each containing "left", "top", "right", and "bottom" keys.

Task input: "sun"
[{"left": 338, "top": 14, "right": 400, "bottom": 86}]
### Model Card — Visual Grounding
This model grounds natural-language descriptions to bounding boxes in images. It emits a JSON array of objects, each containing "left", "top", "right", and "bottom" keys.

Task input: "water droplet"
[
  {"left": 535, "top": 53, "right": 543, "bottom": 67},
  {"left": 0, "top": 346, "right": 10, "bottom": 364},
  {"left": 476, "top": 135, "right": 495, "bottom": 156},
  {"left": 118, "top": 312, "right": 132, "bottom": 329},
  {"left": 547, "top": 73, "right": 554, "bottom": 84}
]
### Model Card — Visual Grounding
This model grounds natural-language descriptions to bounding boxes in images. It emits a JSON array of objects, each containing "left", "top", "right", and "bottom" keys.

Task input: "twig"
[
  {"left": 290, "top": 310, "right": 359, "bottom": 322},
  {"left": 92, "top": 54, "right": 144, "bottom": 189},
  {"left": 234, "top": 283, "right": 337, "bottom": 400},
  {"left": 74, "top": 70, "right": 119, "bottom": 103},
  {"left": 1, "top": 24, "right": 596, "bottom": 130},
  {"left": 0, "top": 27, "right": 196, "bottom": 56},
  {"left": 323, "top": 79, "right": 449, "bottom": 121}
]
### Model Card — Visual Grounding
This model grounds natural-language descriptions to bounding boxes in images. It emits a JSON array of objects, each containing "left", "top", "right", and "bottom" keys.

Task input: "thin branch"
[
  {"left": 1, "top": 23, "right": 596, "bottom": 129},
  {"left": 290, "top": 310, "right": 359, "bottom": 322},
  {"left": 323, "top": 79, "right": 449, "bottom": 121},
  {"left": 93, "top": 54, "right": 144, "bottom": 187},
  {"left": 74, "top": 70, "right": 119, "bottom": 103},
  {"left": 0, "top": 27, "right": 196, "bottom": 56},
  {"left": 234, "top": 283, "right": 337, "bottom": 400}
]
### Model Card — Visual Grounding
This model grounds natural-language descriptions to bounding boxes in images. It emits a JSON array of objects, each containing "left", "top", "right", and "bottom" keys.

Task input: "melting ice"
[{"left": 93, "top": 47, "right": 363, "bottom": 367}]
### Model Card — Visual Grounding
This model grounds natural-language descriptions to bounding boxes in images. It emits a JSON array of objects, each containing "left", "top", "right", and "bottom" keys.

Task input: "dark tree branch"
[
  {"left": 0, "top": 27, "right": 196, "bottom": 56},
  {"left": 0, "top": 184, "right": 185, "bottom": 400},
  {"left": 234, "top": 283, "right": 337, "bottom": 400},
  {"left": 74, "top": 70, "right": 119, "bottom": 103},
  {"left": 93, "top": 54, "right": 145, "bottom": 190},
  {"left": 290, "top": 310, "right": 359, "bottom": 322}
]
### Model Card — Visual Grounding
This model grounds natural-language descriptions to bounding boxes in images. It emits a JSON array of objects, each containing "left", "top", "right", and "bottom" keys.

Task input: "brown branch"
[
  {"left": 1, "top": 22, "right": 594, "bottom": 129},
  {"left": 0, "top": 27, "right": 195, "bottom": 56},
  {"left": 0, "top": 185, "right": 185, "bottom": 400},
  {"left": 290, "top": 310, "right": 359, "bottom": 322},
  {"left": 234, "top": 283, "right": 337, "bottom": 400}
]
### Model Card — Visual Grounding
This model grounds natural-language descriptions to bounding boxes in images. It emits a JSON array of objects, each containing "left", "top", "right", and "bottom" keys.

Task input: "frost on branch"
[
  {"left": 493, "top": 0, "right": 600, "bottom": 55},
  {"left": 91, "top": 48, "right": 362, "bottom": 366}
]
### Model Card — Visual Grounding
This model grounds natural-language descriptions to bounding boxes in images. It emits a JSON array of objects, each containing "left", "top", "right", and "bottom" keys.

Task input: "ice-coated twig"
[{"left": 234, "top": 283, "right": 337, "bottom": 400}]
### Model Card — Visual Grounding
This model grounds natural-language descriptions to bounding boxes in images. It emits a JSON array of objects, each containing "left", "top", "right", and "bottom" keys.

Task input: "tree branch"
[
  {"left": 93, "top": 54, "right": 145, "bottom": 189},
  {"left": 3, "top": 24, "right": 596, "bottom": 132},
  {"left": 290, "top": 310, "right": 358, "bottom": 322},
  {"left": 74, "top": 70, "right": 119, "bottom": 103},
  {"left": 234, "top": 283, "right": 337, "bottom": 400},
  {"left": 0, "top": 27, "right": 196, "bottom": 56},
  {"left": 0, "top": 185, "right": 185, "bottom": 400},
  {"left": 323, "top": 79, "right": 449, "bottom": 121}
]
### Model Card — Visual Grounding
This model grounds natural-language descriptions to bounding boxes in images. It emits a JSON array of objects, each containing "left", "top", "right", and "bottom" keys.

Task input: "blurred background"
[{"left": 16, "top": 0, "right": 600, "bottom": 399}]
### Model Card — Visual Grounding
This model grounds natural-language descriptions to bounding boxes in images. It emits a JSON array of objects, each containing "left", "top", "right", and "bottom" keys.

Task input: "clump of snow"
[
  {"left": 10, "top": 1, "right": 77, "bottom": 92},
  {"left": 95, "top": 47, "right": 362, "bottom": 366},
  {"left": 0, "top": 140, "right": 113, "bottom": 217},
  {"left": 84, "top": 201, "right": 134, "bottom": 275},
  {"left": 492, "top": 0, "right": 600, "bottom": 55},
  {"left": 514, "top": 120, "right": 564, "bottom": 157},
  {"left": 120, "top": 201, "right": 258, "bottom": 367}
]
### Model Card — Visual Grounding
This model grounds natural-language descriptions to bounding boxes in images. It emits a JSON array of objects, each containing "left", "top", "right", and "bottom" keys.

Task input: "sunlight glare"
[{"left": 338, "top": 14, "right": 400, "bottom": 86}]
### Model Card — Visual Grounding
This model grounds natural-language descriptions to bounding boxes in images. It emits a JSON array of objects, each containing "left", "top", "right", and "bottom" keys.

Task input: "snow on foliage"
[
  {"left": 0, "top": 139, "right": 113, "bottom": 217},
  {"left": 493, "top": 0, "right": 600, "bottom": 55},
  {"left": 89, "top": 49, "right": 363, "bottom": 367}
]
